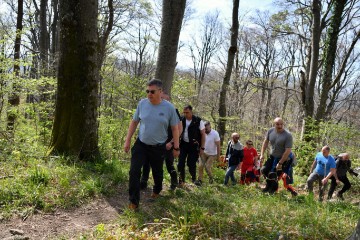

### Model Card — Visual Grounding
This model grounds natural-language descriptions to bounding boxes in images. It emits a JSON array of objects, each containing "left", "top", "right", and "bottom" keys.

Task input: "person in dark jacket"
[
  {"left": 224, "top": 132, "right": 244, "bottom": 185},
  {"left": 327, "top": 153, "right": 358, "bottom": 200},
  {"left": 178, "top": 105, "right": 206, "bottom": 185}
]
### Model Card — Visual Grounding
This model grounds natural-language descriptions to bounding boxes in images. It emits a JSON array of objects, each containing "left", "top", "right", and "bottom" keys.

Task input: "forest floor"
[
  {"left": 0, "top": 183, "right": 356, "bottom": 240},
  {"left": 0, "top": 185, "right": 132, "bottom": 239}
]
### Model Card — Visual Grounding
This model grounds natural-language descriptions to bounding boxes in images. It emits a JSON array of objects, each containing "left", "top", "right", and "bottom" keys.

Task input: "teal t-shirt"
[
  {"left": 133, "top": 99, "right": 179, "bottom": 145},
  {"left": 314, "top": 152, "right": 336, "bottom": 176}
]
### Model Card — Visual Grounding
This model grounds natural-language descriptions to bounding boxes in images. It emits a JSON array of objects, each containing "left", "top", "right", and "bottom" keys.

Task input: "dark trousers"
[
  {"left": 328, "top": 175, "right": 351, "bottom": 198},
  {"left": 178, "top": 141, "right": 199, "bottom": 183},
  {"left": 141, "top": 148, "right": 178, "bottom": 188},
  {"left": 261, "top": 156, "right": 293, "bottom": 192},
  {"left": 129, "top": 139, "right": 165, "bottom": 205},
  {"left": 261, "top": 155, "right": 292, "bottom": 179}
]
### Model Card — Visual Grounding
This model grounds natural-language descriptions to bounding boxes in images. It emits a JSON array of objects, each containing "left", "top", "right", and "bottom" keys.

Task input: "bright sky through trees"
[{"left": 177, "top": 0, "right": 275, "bottom": 68}]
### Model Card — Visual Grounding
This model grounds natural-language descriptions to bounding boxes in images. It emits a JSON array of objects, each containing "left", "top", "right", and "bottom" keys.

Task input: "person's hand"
[
  {"left": 321, "top": 178, "right": 328, "bottom": 185},
  {"left": 124, "top": 140, "right": 131, "bottom": 153},
  {"left": 173, "top": 149, "right": 180, "bottom": 158},
  {"left": 166, "top": 142, "right": 173, "bottom": 151},
  {"left": 336, "top": 179, "right": 341, "bottom": 184},
  {"left": 259, "top": 155, "right": 264, "bottom": 161},
  {"left": 276, "top": 163, "right": 282, "bottom": 171}
]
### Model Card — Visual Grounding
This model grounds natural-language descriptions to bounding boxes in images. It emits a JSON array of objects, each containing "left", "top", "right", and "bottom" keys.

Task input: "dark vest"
[{"left": 181, "top": 115, "right": 202, "bottom": 145}]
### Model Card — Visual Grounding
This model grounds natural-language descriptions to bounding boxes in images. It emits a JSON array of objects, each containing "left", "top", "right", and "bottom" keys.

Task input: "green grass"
[
  {"left": 1, "top": 119, "right": 359, "bottom": 239},
  {"left": 78, "top": 167, "right": 359, "bottom": 240},
  {"left": 1, "top": 150, "right": 359, "bottom": 239},
  {"left": 0, "top": 154, "right": 128, "bottom": 219}
]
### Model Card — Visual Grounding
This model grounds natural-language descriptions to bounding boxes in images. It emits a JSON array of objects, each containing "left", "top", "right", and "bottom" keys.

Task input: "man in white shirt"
[{"left": 195, "top": 121, "right": 220, "bottom": 185}]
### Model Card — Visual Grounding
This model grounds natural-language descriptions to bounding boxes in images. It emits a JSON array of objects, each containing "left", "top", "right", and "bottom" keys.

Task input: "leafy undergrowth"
[
  {"left": 1, "top": 150, "right": 359, "bottom": 239},
  {"left": 0, "top": 155, "right": 128, "bottom": 220},
  {"left": 76, "top": 169, "right": 360, "bottom": 240}
]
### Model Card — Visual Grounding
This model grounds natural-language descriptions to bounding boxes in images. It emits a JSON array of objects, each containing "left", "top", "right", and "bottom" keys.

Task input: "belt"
[{"left": 138, "top": 139, "right": 165, "bottom": 147}]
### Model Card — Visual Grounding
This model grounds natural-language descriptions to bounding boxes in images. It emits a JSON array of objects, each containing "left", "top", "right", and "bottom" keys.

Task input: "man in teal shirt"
[
  {"left": 307, "top": 145, "right": 338, "bottom": 201},
  {"left": 124, "top": 79, "right": 180, "bottom": 209}
]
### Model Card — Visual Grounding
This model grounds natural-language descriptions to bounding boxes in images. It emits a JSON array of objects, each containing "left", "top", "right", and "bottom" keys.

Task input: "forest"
[{"left": 0, "top": 0, "right": 360, "bottom": 239}]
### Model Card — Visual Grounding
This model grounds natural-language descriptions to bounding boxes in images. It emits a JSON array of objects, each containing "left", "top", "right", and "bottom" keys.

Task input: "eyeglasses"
[{"left": 146, "top": 89, "right": 158, "bottom": 94}]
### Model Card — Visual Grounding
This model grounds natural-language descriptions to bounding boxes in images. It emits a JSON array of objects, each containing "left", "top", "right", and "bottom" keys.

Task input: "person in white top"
[{"left": 195, "top": 121, "right": 220, "bottom": 185}]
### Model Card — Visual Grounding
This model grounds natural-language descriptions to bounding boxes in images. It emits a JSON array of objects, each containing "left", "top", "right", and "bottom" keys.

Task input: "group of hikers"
[{"left": 124, "top": 79, "right": 358, "bottom": 209}]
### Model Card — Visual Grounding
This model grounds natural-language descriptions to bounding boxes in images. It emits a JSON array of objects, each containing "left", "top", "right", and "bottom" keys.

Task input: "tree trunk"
[
  {"left": 50, "top": 0, "right": 59, "bottom": 76},
  {"left": 7, "top": 0, "right": 23, "bottom": 133},
  {"left": 49, "top": 0, "right": 100, "bottom": 160},
  {"left": 39, "top": 0, "right": 48, "bottom": 75},
  {"left": 217, "top": 0, "right": 239, "bottom": 145},
  {"left": 155, "top": 0, "right": 186, "bottom": 95},
  {"left": 304, "top": 0, "right": 321, "bottom": 118},
  {"left": 300, "top": 0, "right": 321, "bottom": 143},
  {"left": 315, "top": 0, "right": 346, "bottom": 121}
]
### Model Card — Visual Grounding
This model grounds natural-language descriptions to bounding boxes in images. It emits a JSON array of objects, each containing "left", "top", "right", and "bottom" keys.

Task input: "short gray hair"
[{"left": 147, "top": 79, "right": 163, "bottom": 89}]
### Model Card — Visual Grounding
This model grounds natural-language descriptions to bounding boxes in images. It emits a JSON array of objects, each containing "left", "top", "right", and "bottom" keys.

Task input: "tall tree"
[
  {"left": 218, "top": 0, "right": 239, "bottom": 145},
  {"left": 49, "top": 0, "right": 100, "bottom": 160},
  {"left": 315, "top": 0, "right": 347, "bottom": 121},
  {"left": 7, "top": 0, "right": 24, "bottom": 132},
  {"left": 189, "top": 11, "right": 223, "bottom": 94},
  {"left": 39, "top": 0, "right": 49, "bottom": 74},
  {"left": 155, "top": 0, "right": 186, "bottom": 95}
]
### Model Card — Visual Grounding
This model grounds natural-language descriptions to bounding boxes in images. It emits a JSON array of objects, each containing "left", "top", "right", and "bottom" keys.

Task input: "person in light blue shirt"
[
  {"left": 306, "top": 145, "right": 337, "bottom": 201},
  {"left": 124, "top": 79, "right": 180, "bottom": 210}
]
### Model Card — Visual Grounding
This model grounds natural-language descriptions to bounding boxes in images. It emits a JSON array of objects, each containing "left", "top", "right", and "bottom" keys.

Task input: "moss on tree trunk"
[{"left": 49, "top": 0, "right": 99, "bottom": 160}]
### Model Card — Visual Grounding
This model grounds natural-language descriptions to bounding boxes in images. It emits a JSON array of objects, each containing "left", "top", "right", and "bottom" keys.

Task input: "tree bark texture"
[
  {"left": 49, "top": 0, "right": 100, "bottom": 160},
  {"left": 315, "top": 0, "right": 346, "bottom": 121},
  {"left": 155, "top": 0, "right": 186, "bottom": 95},
  {"left": 40, "top": 0, "right": 48, "bottom": 74},
  {"left": 301, "top": 0, "right": 321, "bottom": 142},
  {"left": 7, "top": 0, "right": 24, "bottom": 132},
  {"left": 51, "top": 0, "right": 59, "bottom": 75},
  {"left": 304, "top": 0, "right": 321, "bottom": 118},
  {"left": 217, "top": 0, "right": 239, "bottom": 145}
]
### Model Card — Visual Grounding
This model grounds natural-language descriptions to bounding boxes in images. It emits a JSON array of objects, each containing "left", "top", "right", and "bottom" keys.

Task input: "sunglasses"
[{"left": 146, "top": 89, "right": 158, "bottom": 94}]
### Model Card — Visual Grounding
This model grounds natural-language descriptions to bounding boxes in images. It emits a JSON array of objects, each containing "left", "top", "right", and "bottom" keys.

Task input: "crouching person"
[
  {"left": 327, "top": 153, "right": 358, "bottom": 200},
  {"left": 224, "top": 133, "right": 243, "bottom": 185},
  {"left": 307, "top": 146, "right": 337, "bottom": 201}
]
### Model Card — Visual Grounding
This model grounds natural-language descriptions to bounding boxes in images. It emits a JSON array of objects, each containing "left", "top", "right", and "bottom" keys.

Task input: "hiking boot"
[
  {"left": 290, "top": 190, "right": 298, "bottom": 197},
  {"left": 170, "top": 184, "right": 177, "bottom": 191},
  {"left": 128, "top": 203, "right": 138, "bottom": 210},
  {"left": 151, "top": 192, "right": 159, "bottom": 199},
  {"left": 194, "top": 180, "right": 202, "bottom": 186},
  {"left": 140, "top": 181, "right": 148, "bottom": 190},
  {"left": 148, "top": 192, "right": 160, "bottom": 202},
  {"left": 337, "top": 192, "right": 344, "bottom": 200}
]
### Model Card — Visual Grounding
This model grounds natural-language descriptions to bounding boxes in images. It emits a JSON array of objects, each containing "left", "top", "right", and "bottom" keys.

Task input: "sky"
[{"left": 177, "top": 0, "right": 276, "bottom": 69}]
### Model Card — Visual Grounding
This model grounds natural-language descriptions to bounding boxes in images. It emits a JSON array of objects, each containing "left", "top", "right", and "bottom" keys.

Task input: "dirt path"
[
  {"left": 0, "top": 183, "right": 357, "bottom": 239},
  {"left": 0, "top": 186, "right": 131, "bottom": 240}
]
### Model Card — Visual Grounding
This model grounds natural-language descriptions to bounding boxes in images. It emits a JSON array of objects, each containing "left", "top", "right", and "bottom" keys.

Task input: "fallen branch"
[{"left": 0, "top": 175, "right": 14, "bottom": 180}]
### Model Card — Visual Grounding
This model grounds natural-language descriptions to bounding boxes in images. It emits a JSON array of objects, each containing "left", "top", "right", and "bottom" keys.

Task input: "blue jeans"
[{"left": 224, "top": 165, "right": 237, "bottom": 185}]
